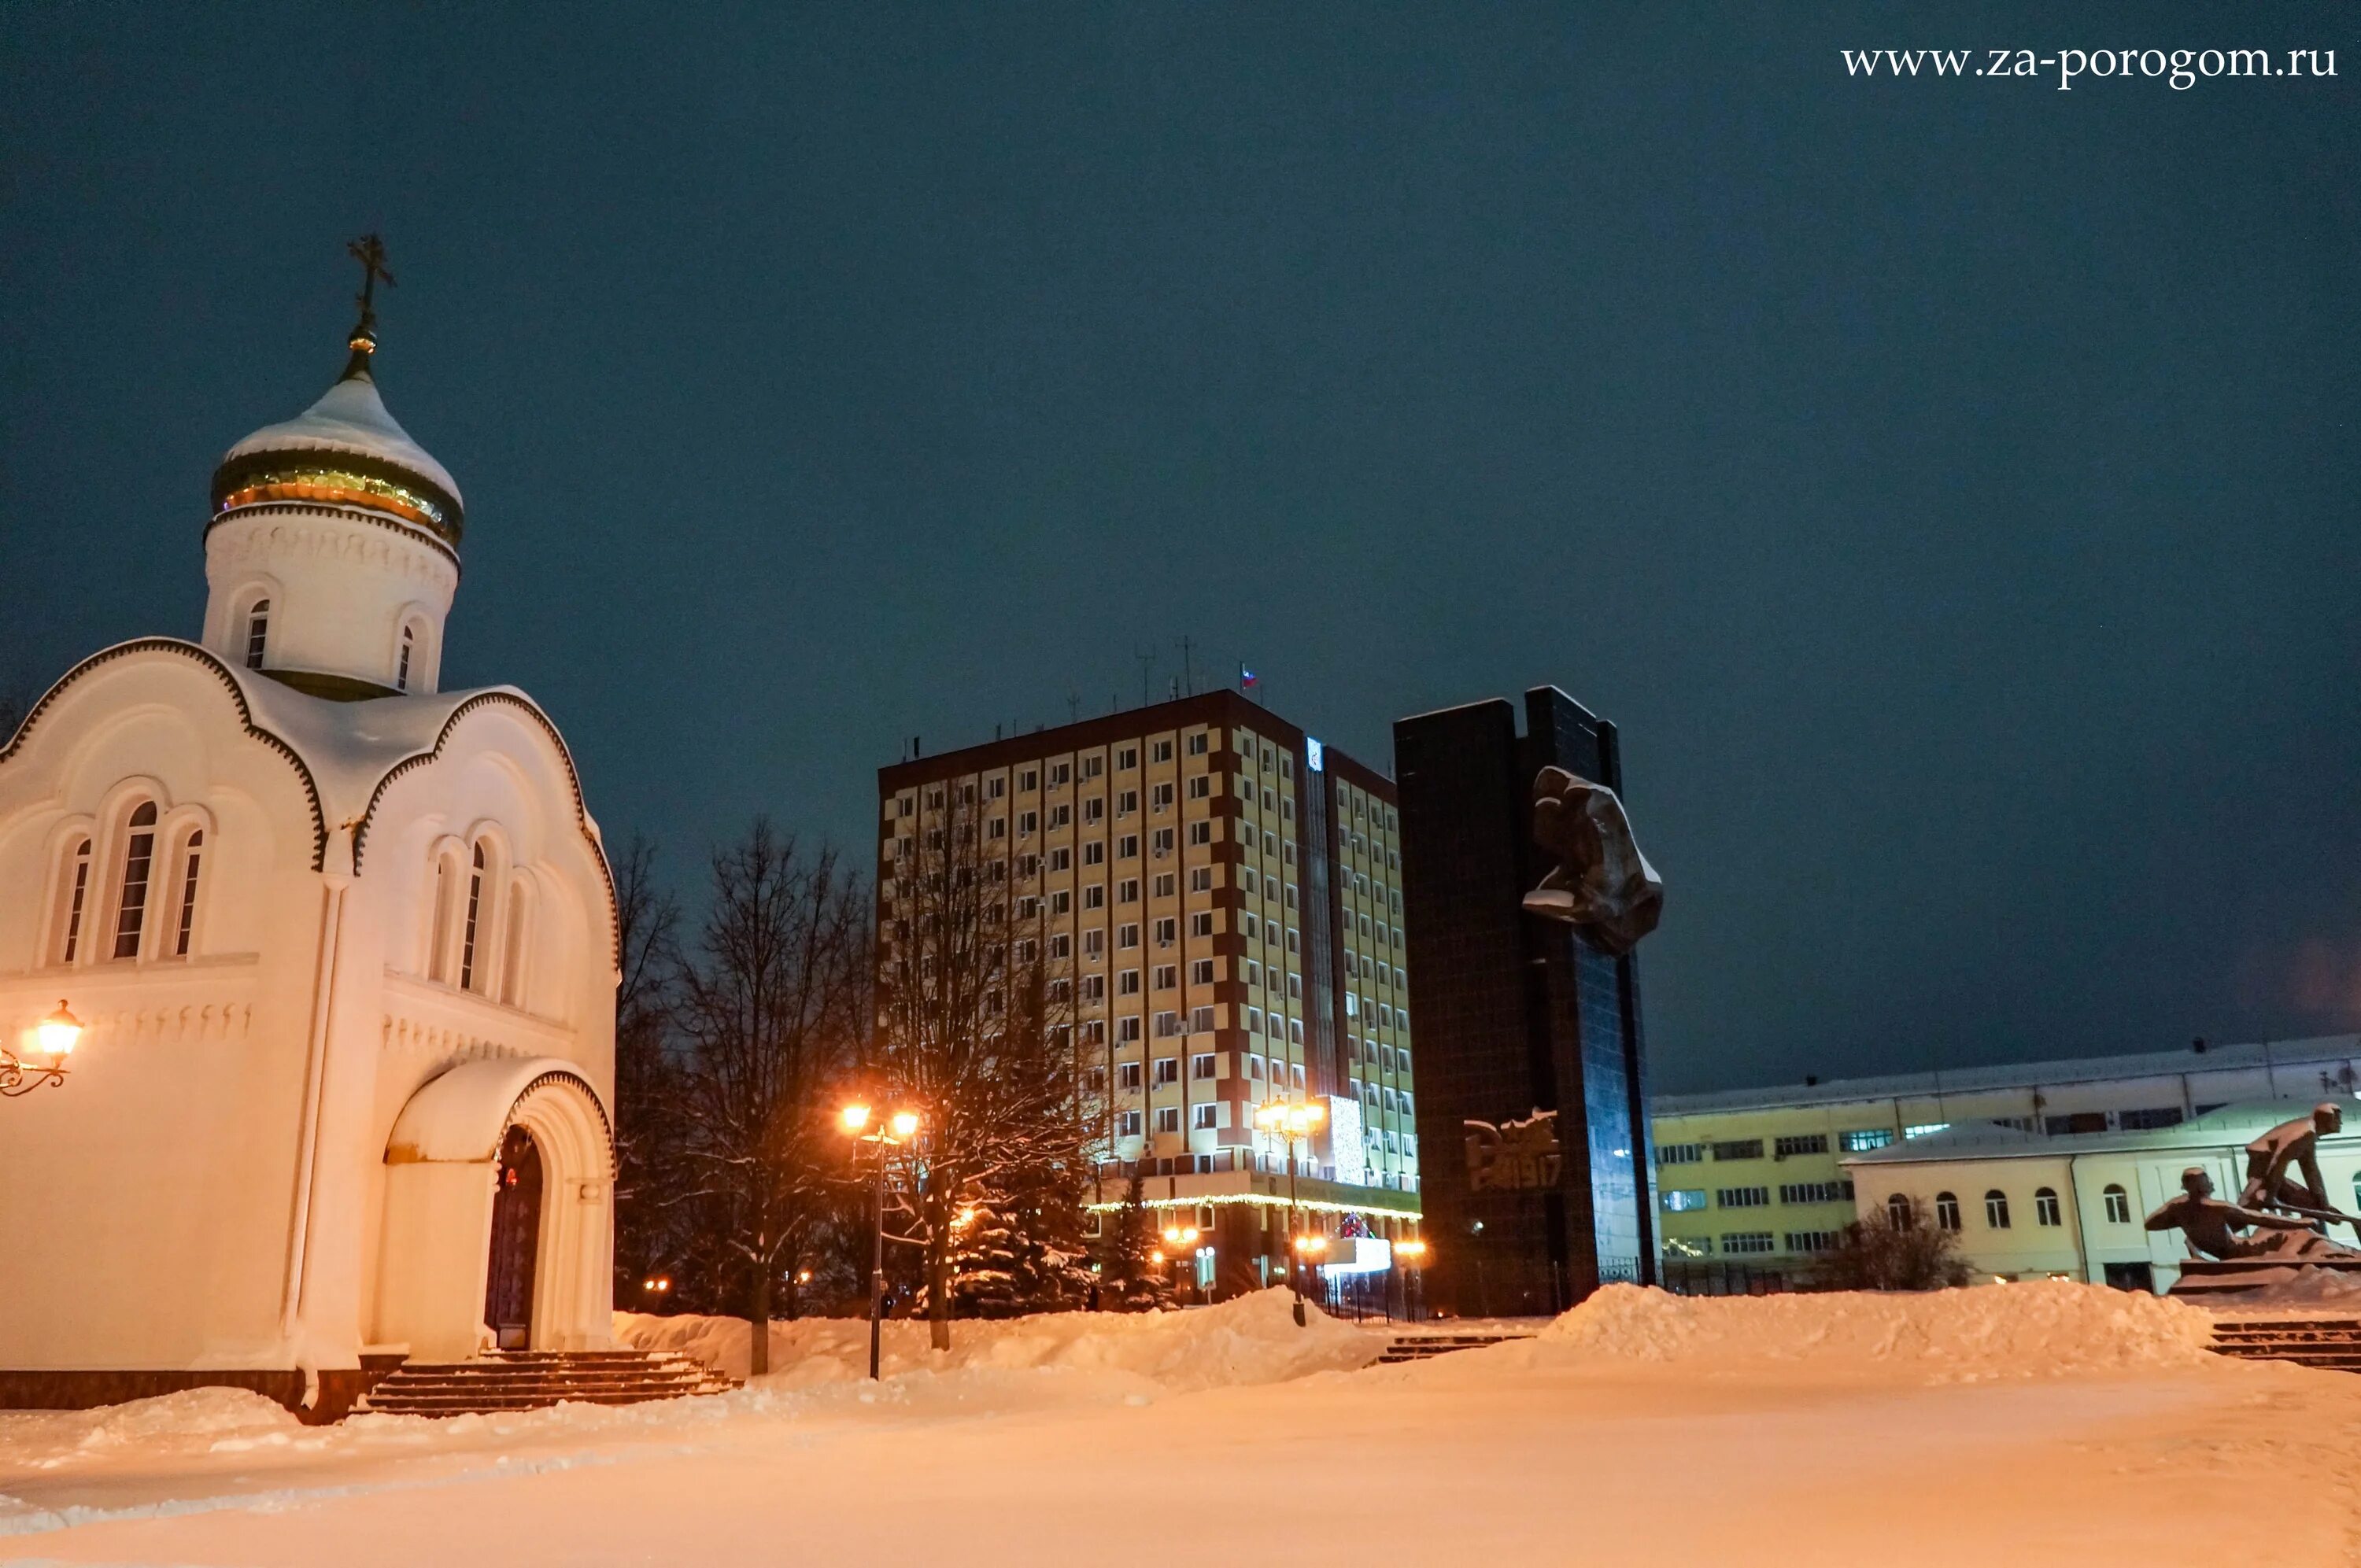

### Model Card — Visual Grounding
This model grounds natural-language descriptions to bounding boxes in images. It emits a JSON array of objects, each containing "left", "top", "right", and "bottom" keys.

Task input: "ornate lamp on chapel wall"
[{"left": 2, "top": 1001, "right": 83, "bottom": 1098}]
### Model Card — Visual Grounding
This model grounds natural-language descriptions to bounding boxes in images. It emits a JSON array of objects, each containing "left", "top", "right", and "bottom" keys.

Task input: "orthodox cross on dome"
[{"left": 342, "top": 233, "right": 397, "bottom": 380}]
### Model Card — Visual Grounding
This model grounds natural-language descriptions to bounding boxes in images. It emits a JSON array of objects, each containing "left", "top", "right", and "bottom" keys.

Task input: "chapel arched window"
[
  {"left": 56, "top": 837, "right": 93, "bottom": 964},
  {"left": 1934, "top": 1192, "right": 1962, "bottom": 1232},
  {"left": 173, "top": 829, "right": 205, "bottom": 957},
  {"left": 426, "top": 849, "right": 460, "bottom": 983},
  {"left": 245, "top": 600, "right": 271, "bottom": 670},
  {"left": 112, "top": 802, "right": 159, "bottom": 960},
  {"left": 397, "top": 625, "right": 414, "bottom": 692},
  {"left": 2034, "top": 1187, "right": 2061, "bottom": 1227},
  {"left": 2103, "top": 1184, "right": 2131, "bottom": 1224},
  {"left": 1984, "top": 1190, "right": 2012, "bottom": 1229},
  {"left": 460, "top": 843, "right": 487, "bottom": 991},
  {"left": 1886, "top": 1193, "right": 1914, "bottom": 1230}
]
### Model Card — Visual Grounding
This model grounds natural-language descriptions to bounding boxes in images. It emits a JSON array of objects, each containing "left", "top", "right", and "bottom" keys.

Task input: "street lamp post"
[
  {"left": 1254, "top": 1098, "right": 1326, "bottom": 1325},
  {"left": 2, "top": 1002, "right": 83, "bottom": 1099},
  {"left": 1394, "top": 1238, "right": 1428, "bottom": 1323},
  {"left": 1159, "top": 1222, "right": 1202, "bottom": 1304},
  {"left": 841, "top": 1103, "right": 922, "bottom": 1381}
]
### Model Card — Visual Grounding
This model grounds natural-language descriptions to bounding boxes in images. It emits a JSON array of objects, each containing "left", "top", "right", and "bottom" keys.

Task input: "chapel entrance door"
[{"left": 484, "top": 1125, "right": 543, "bottom": 1351}]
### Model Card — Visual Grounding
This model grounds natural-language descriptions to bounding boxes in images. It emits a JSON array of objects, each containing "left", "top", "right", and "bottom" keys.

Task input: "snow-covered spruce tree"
[
  {"left": 671, "top": 821, "right": 871, "bottom": 1374},
  {"left": 874, "top": 786, "right": 1091, "bottom": 1348},
  {"left": 951, "top": 1163, "right": 1096, "bottom": 1318},
  {"left": 1095, "top": 1168, "right": 1175, "bottom": 1312}
]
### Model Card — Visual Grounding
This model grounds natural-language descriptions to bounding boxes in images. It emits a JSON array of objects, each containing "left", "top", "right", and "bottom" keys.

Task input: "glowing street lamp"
[
  {"left": 1255, "top": 1097, "right": 1327, "bottom": 1324},
  {"left": 1159, "top": 1222, "right": 1204, "bottom": 1302},
  {"left": 843, "top": 1101, "right": 922, "bottom": 1380},
  {"left": 1393, "top": 1238, "right": 1429, "bottom": 1322},
  {"left": 4, "top": 1001, "right": 81, "bottom": 1099}
]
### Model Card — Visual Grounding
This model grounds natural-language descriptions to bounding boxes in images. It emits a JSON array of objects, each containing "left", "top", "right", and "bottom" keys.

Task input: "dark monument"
[
  {"left": 1521, "top": 766, "right": 1664, "bottom": 954},
  {"left": 2148, "top": 1108, "right": 2361, "bottom": 1297},
  {"left": 1395, "top": 687, "right": 1660, "bottom": 1317}
]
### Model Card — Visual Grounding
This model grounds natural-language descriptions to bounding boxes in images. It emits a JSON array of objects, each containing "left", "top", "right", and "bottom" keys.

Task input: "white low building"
[
  {"left": 0, "top": 282, "right": 619, "bottom": 1417},
  {"left": 1842, "top": 1101, "right": 2361, "bottom": 1292}
]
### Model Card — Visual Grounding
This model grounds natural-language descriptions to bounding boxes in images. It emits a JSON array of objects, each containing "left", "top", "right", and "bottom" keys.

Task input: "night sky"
[{"left": 6, "top": 5, "right": 2355, "bottom": 1094}]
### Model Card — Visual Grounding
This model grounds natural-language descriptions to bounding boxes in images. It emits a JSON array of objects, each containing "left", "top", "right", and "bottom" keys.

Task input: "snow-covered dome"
[
  {"left": 200, "top": 249, "right": 466, "bottom": 699},
  {"left": 212, "top": 366, "right": 464, "bottom": 548}
]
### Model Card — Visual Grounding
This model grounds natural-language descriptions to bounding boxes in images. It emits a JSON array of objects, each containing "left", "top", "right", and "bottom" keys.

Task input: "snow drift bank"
[
  {"left": 618, "top": 1286, "right": 1381, "bottom": 1391},
  {"left": 1507, "top": 1281, "right": 2220, "bottom": 1382},
  {"left": 0, "top": 1388, "right": 306, "bottom": 1475}
]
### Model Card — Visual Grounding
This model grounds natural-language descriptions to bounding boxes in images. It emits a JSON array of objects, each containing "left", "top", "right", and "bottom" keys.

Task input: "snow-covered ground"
[{"left": 6, "top": 1284, "right": 2359, "bottom": 1566}]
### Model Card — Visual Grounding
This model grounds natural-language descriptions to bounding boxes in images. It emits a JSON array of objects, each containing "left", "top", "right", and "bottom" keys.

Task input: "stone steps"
[
  {"left": 1376, "top": 1332, "right": 1534, "bottom": 1365},
  {"left": 2208, "top": 1317, "right": 2361, "bottom": 1374},
  {"left": 357, "top": 1348, "right": 736, "bottom": 1417}
]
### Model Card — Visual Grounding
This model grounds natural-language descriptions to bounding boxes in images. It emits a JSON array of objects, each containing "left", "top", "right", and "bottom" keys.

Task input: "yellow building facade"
[
  {"left": 1844, "top": 1102, "right": 2361, "bottom": 1290},
  {"left": 1652, "top": 1035, "right": 2361, "bottom": 1279}
]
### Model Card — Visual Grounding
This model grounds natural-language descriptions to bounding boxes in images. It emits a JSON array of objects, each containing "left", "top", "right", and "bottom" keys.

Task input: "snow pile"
[
  {"left": 2207, "top": 1268, "right": 2361, "bottom": 1312},
  {"left": 0, "top": 1388, "right": 303, "bottom": 1473},
  {"left": 1522, "top": 1282, "right": 2221, "bottom": 1382},
  {"left": 619, "top": 1287, "right": 1380, "bottom": 1393}
]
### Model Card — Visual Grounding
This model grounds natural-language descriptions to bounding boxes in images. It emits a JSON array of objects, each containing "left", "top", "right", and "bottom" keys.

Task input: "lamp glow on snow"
[{"left": 3, "top": 1000, "right": 80, "bottom": 1099}]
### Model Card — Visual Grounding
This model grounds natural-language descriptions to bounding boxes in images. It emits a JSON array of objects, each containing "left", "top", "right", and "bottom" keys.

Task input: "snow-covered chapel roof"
[{"left": 3, "top": 640, "right": 606, "bottom": 909}]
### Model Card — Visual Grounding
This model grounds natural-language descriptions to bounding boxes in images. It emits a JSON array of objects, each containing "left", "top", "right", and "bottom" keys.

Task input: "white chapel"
[{"left": 0, "top": 245, "right": 619, "bottom": 1417}]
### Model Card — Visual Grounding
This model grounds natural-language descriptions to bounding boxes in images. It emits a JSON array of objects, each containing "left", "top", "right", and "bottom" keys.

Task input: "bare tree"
[
  {"left": 671, "top": 821, "right": 870, "bottom": 1374},
  {"left": 1812, "top": 1205, "right": 1975, "bottom": 1291},
  {"left": 609, "top": 835, "right": 684, "bottom": 1307},
  {"left": 873, "top": 785, "right": 1092, "bottom": 1348}
]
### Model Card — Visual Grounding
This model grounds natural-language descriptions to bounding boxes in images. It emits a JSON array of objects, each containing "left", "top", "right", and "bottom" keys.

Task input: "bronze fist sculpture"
[{"left": 1523, "top": 766, "right": 1664, "bottom": 955}]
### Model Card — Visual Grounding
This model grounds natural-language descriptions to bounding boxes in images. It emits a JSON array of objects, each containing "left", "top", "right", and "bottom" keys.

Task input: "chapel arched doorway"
[
  {"left": 378, "top": 1057, "right": 613, "bottom": 1362},
  {"left": 484, "top": 1125, "right": 543, "bottom": 1349}
]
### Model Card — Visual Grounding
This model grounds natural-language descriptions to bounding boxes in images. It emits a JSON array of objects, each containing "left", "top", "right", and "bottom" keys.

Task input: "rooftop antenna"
[
  {"left": 1134, "top": 646, "right": 1156, "bottom": 709},
  {"left": 1174, "top": 635, "right": 1197, "bottom": 696},
  {"left": 1068, "top": 692, "right": 1081, "bottom": 724}
]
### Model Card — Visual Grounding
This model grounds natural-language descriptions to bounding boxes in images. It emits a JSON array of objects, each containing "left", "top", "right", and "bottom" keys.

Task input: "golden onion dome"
[{"left": 211, "top": 365, "right": 464, "bottom": 548}]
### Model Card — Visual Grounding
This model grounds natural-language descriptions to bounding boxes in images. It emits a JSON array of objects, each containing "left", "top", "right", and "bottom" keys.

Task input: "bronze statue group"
[{"left": 2146, "top": 1104, "right": 2361, "bottom": 1289}]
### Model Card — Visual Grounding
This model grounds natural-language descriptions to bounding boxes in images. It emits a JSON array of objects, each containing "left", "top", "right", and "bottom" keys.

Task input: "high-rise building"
[
  {"left": 1393, "top": 686, "right": 1657, "bottom": 1317},
  {"left": 876, "top": 692, "right": 1421, "bottom": 1301}
]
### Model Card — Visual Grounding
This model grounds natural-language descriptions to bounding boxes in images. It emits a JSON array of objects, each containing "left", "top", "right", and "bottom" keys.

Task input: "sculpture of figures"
[
  {"left": 2237, "top": 1103, "right": 2359, "bottom": 1241},
  {"left": 1523, "top": 766, "right": 1664, "bottom": 955},
  {"left": 2145, "top": 1167, "right": 2361, "bottom": 1263},
  {"left": 1465, "top": 1110, "right": 1564, "bottom": 1192}
]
